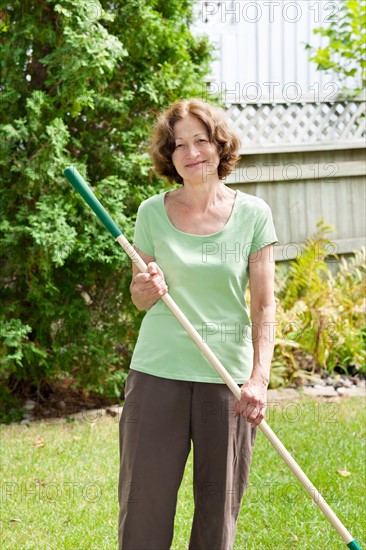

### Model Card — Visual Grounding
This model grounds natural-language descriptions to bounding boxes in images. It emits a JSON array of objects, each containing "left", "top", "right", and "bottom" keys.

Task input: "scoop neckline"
[{"left": 161, "top": 189, "right": 239, "bottom": 237}]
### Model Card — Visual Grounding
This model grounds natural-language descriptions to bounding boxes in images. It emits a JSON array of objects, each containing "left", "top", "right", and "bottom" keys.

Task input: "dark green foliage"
[{"left": 0, "top": 0, "right": 212, "bottom": 410}]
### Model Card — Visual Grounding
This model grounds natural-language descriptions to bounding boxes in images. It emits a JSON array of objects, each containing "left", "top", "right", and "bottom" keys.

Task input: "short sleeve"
[
  {"left": 133, "top": 203, "right": 155, "bottom": 257},
  {"left": 249, "top": 202, "right": 279, "bottom": 256}
]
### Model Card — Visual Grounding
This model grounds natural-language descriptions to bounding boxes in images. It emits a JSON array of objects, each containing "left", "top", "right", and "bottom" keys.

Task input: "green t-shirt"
[{"left": 130, "top": 189, "right": 279, "bottom": 383}]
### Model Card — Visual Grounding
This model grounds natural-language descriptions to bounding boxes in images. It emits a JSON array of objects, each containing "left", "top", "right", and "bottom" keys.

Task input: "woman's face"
[{"left": 171, "top": 114, "right": 220, "bottom": 185}]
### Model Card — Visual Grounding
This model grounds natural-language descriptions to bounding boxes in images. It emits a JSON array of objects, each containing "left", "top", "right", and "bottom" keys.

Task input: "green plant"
[
  {"left": 0, "top": 0, "right": 212, "bottom": 410},
  {"left": 305, "top": 0, "right": 366, "bottom": 96},
  {"left": 271, "top": 221, "right": 366, "bottom": 387}
]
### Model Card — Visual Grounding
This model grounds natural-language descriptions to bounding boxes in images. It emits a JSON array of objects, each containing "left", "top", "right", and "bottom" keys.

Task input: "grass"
[{"left": 1, "top": 397, "right": 365, "bottom": 549}]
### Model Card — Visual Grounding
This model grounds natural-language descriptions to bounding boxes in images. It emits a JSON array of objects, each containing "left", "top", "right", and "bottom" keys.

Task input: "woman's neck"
[{"left": 177, "top": 179, "right": 235, "bottom": 212}]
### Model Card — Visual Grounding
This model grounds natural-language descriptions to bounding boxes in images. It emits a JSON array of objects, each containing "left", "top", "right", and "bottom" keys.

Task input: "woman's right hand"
[{"left": 130, "top": 262, "right": 168, "bottom": 311}]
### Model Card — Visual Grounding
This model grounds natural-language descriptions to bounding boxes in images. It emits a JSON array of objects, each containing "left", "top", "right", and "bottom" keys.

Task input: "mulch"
[{"left": 11, "top": 378, "right": 121, "bottom": 422}]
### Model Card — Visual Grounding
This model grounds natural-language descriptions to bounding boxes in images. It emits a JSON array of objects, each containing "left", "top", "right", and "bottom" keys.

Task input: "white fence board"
[{"left": 193, "top": 0, "right": 362, "bottom": 101}]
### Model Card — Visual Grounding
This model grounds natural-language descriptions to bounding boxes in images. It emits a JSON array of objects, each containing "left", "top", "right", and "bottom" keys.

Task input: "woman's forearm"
[{"left": 250, "top": 301, "right": 276, "bottom": 385}]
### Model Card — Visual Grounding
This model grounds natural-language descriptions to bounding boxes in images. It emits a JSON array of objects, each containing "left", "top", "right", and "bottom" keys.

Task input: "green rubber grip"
[
  {"left": 64, "top": 166, "right": 122, "bottom": 239},
  {"left": 347, "top": 540, "right": 363, "bottom": 550}
]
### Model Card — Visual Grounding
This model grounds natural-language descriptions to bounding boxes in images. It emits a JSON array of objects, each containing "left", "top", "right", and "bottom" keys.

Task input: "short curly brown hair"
[{"left": 150, "top": 99, "right": 240, "bottom": 184}]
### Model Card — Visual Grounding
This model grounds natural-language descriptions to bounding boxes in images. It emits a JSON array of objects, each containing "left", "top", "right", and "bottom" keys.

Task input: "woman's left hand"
[{"left": 234, "top": 378, "right": 268, "bottom": 426}]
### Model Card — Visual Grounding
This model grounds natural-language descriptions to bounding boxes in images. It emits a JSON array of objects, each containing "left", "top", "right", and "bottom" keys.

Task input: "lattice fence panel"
[{"left": 226, "top": 100, "right": 366, "bottom": 147}]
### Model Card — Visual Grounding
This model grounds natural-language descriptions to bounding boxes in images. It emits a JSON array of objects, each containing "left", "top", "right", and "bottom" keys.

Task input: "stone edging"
[{"left": 18, "top": 383, "right": 365, "bottom": 425}]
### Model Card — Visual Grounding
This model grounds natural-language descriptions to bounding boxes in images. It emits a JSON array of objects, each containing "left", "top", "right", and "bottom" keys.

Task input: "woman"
[{"left": 118, "top": 99, "right": 278, "bottom": 549}]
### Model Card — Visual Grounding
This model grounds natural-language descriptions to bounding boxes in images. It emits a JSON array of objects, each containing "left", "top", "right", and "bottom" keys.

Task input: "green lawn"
[{"left": 1, "top": 397, "right": 365, "bottom": 550}]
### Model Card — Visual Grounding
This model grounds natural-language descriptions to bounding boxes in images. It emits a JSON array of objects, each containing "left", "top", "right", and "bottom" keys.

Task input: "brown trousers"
[{"left": 118, "top": 370, "right": 256, "bottom": 550}]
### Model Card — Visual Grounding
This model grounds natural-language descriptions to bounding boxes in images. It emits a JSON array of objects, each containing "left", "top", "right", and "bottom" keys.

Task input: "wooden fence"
[{"left": 225, "top": 95, "right": 366, "bottom": 262}]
